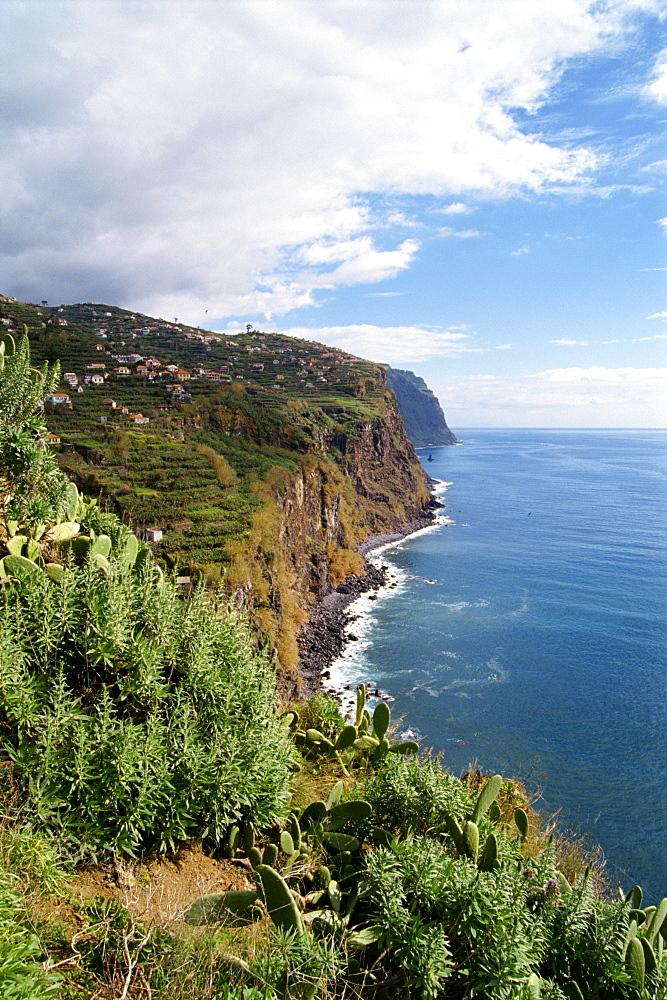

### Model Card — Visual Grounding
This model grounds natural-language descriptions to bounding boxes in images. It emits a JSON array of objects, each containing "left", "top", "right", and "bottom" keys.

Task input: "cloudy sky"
[{"left": 1, "top": 0, "right": 666, "bottom": 427}]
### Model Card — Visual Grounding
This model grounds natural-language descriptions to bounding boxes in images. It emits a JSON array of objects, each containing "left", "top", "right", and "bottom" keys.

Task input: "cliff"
[
  {"left": 383, "top": 365, "right": 457, "bottom": 447},
  {"left": 0, "top": 296, "right": 435, "bottom": 691}
]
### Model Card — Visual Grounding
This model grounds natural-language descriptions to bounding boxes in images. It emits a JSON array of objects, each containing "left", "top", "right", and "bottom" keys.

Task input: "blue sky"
[{"left": 1, "top": 1, "right": 665, "bottom": 427}]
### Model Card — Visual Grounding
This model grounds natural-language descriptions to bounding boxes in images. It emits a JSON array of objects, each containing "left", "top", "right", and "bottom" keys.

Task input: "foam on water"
[{"left": 328, "top": 430, "right": 667, "bottom": 900}]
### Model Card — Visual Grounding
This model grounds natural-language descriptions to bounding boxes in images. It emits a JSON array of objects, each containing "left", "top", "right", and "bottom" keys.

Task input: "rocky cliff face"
[
  {"left": 384, "top": 366, "right": 457, "bottom": 447},
  {"left": 237, "top": 389, "right": 434, "bottom": 694}
]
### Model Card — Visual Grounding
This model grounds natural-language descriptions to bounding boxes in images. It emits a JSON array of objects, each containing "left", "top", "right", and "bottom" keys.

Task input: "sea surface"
[{"left": 329, "top": 429, "right": 667, "bottom": 901}]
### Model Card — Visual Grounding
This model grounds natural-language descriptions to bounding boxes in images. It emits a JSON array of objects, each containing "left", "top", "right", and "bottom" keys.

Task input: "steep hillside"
[
  {"left": 384, "top": 365, "right": 457, "bottom": 447},
  {"left": 0, "top": 294, "right": 435, "bottom": 688}
]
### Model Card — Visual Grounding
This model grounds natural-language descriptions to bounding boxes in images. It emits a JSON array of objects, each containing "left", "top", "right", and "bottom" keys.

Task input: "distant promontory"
[{"left": 383, "top": 365, "right": 458, "bottom": 447}]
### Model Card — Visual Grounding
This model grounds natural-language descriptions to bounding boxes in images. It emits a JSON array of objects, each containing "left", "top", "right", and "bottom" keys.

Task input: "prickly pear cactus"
[
  {"left": 372, "top": 701, "right": 391, "bottom": 741},
  {"left": 514, "top": 807, "right": 529, "bottom": 840},
  {"left": 185, "top": 889, "right": 259, "bottom": 925},
  {"left": 355, "top": 684, "right": 367, "bottom": 727},
  {"left": 471, "top": 774, "right": 503, "bottom": 824},
  {"left": 256, "top": 864, "right": 307, "bottom": 940}
]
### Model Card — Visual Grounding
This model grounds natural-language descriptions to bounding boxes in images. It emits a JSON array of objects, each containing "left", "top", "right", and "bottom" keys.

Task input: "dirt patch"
[{"left": 69, "top": 845, "right": 254, "bottom": 927}]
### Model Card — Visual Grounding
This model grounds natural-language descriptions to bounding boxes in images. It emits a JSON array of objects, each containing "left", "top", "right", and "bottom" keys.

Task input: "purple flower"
[
  {"left": 37, "top": 438, "right": 45, "bottom": 446},
  {"left": 544, "top": 878, "right": 561, "bottom": 901}
]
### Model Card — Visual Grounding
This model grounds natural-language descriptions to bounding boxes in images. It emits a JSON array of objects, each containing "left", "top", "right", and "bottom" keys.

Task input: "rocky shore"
[{"left": 298, "top": 495, "right": 444, "bottom": 698}]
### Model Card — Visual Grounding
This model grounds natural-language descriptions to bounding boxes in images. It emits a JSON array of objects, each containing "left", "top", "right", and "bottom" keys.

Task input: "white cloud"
[
  {"left": 511, "top": 245, "right": 531, "bottom": 256},
  {"left": 436, "top": 366, "right": 667, "bottom": 428},
  {"left": 0, "top": 0, "right": 643, "bottom": 320},
  {"left": 645, "top": 47, "right": 667, "bottom": 104},
  {"left": 306, "top": 240, "right": 420, "bottom": 288},
  {"left": 657, "top": 218, "right": 667, "bottom": 232},
  {"left": 635, "top": 333, "right": 667, "bottom": 341},
  {"left": 646, "top": 311, "right": 667, "bottom": 319},
  {"left": 534, "top": 366, "right": 666, "bottom": 383},
  {"left": 267, "top": 324, "right": 480, "bottom": 364},
  {"left": 495, "top": 343, "right": 514, "bottom": 350},
  {"left": 440, "top": 202, "right": 471, "bottom": 215},
  {"left": 437, "top": 228, "right": 483, "bottom": 239},
  {"left": 550, "top": 337, "right": 589, "bottom": 345},
  {"left": 641, "top": 159, "right": 667, "bottom": 173}
]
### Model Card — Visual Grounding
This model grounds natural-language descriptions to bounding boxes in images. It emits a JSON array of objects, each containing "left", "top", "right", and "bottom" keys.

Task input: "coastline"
[{"left": 298, "top": 483, "right": 448, "bottom": 699}]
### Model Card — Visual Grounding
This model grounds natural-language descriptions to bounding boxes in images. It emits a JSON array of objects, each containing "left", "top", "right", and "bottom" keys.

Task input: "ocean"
[{"left": 329, "top": 429, "right": 667, "bottom": 902}]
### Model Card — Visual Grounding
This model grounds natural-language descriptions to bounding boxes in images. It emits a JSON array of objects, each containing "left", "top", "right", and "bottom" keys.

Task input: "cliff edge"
[{"left": 383, "top": 365, "right": 457, "bottom": 447}]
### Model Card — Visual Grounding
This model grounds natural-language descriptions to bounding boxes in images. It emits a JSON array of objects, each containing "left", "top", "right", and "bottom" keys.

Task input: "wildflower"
[{"left": 544, "top": 878, "right": 561, "bottom": 901}]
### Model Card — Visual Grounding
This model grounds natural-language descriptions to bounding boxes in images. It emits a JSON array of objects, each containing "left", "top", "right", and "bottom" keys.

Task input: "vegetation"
[
  {"left": 1, "top": 321, "right": 662, "bottom": 999},
  {"left": 0, "top": 296, "right": 433, "bottom": 685}
]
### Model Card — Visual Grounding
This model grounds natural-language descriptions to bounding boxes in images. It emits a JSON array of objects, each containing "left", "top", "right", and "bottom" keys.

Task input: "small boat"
[{"left": 428, "top": 454, "right": 434, "bottom": 461}]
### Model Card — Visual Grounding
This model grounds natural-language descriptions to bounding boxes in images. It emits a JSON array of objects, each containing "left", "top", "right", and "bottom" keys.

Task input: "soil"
[{"left": 67, "top": 845, "right": 253, "bottom": 927}]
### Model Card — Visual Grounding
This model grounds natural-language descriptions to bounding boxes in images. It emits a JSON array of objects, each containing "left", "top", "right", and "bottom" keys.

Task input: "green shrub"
[
  {"left": 364, "top": 753, "right": 473, "bottom": 838},
  {"left": 0, "top": 549, "right": 297, "bottom": 856},
  {"left": 0, "top": 869, "right": 60, "bottom": 998}
]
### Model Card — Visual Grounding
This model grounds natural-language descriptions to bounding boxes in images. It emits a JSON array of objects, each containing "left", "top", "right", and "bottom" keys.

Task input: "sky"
[{"left": 1, "top": 0, "right": 666, "bottom": 427}]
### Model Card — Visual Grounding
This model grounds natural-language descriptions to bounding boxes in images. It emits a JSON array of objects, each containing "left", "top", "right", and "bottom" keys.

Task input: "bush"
[
  {"left": 0, "top": 549, "right": 297, "bottom": 856},
  {"left": 0, "top": 870, "right": 60, "bottom": 998},
  {"left": 364, "top": 754, "right": 473, "bottom": 838}
]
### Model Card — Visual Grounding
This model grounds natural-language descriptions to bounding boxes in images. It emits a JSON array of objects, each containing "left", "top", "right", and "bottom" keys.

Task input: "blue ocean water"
[{"left": 331, "top": 429, "right": 667, "bottom": 901}]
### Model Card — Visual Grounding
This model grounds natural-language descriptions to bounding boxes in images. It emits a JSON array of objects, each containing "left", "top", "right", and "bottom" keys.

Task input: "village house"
[
  {"left": 174, "top": 369, "right": 190, "bottom": 382},
  {"left": 46, "top": 432, "right": 61, "bottom": 445},
  {"left": 63, "top": 373, "right": 78, "bottom": 386},
  {"left": 138, "top": 527, "right": 163, "bottom": 544},
  {"left": 145, "top": 356, "right": 162, "bottom": 369},
  {"left": 134, "top": 365, "right": 149, "bottom": 376},
  {"left": 46, "top": 392, "right": 70, "bottom": 404},
  {"left": 86, "top": 362, "right": 106, "bottom": 371},
  {"left": 86, "top": 374, "right": 105, "bottom": 387},
  {"left": 95, "top": 343, "right": 105, "bottom": 351},
  {"left": 115, "top": 366, "right": 131, "bottom": 376},
  {"left": 129, "top": 413, "right": 149, "bottom": 424},
  {"left": 102, "top": 398, "right": 117, "bottom": 409}
]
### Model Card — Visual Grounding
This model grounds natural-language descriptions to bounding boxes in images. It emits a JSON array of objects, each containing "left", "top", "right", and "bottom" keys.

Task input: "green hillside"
[{"left": 0, "top": 294, "right": 433, "bottom": 681}]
